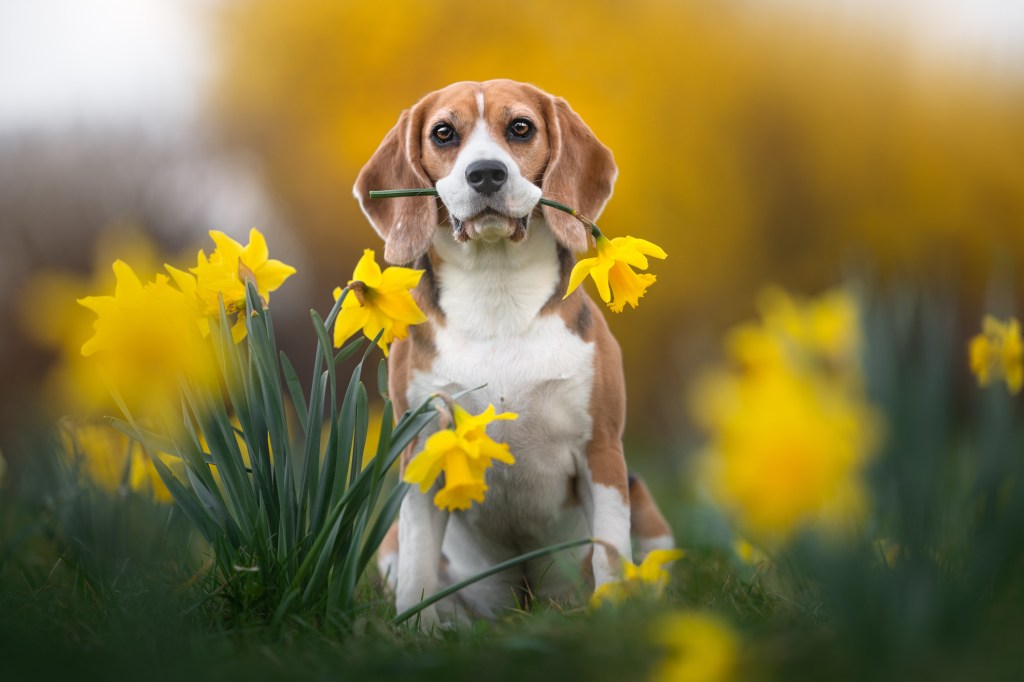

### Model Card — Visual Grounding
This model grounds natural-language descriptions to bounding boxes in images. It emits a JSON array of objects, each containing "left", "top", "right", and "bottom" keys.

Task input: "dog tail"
[{"left": 628, "top": 474, "right": 675, "bottom": 559}]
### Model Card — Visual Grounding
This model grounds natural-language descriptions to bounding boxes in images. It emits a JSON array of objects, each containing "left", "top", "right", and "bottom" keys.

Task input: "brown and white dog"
[{"left": 355, "top": 80, "right": 673, "bottom": 626}]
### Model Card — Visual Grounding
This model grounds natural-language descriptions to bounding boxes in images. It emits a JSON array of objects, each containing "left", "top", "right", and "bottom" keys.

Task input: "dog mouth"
[{"left": 450, "top": 207, "right": 530, "bottom": 244}]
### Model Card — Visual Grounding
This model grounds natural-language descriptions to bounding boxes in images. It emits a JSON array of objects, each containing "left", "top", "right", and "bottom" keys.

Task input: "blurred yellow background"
[
  {"left": 4, "top": 0, "right": 1024, "bottom": 445},
  {"left": 210, "top": 0, "right": 1024, "bottom": 435}
]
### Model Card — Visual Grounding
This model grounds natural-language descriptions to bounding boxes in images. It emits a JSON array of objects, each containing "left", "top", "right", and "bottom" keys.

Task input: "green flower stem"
[
  {"left": 392, "top": 537, "right": 593, "bottom": 625},
  {"left": 368, "top": 188, "right": 603, "bottom": 239}
]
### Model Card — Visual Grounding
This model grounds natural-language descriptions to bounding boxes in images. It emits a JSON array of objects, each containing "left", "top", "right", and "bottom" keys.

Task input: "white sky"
[
  {"left": 0, "top": 0, "right": 1021, "bottom": 133},
  {"left": 0, "top": 0, "right": 210, "bottom": 132}
]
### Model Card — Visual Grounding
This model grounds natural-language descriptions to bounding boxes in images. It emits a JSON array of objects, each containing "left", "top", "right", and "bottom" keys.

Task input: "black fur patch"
[
  {"left": 415, "top": 253, "right": 442, "bottom": 315},
  {"left": 574, "top": 302, "right": 592, "bottom": 337}
]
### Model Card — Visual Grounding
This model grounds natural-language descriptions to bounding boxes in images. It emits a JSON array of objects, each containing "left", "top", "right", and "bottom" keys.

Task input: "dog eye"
[
  {"left": 508, "top": 119, "right": 534, "bottom": 140},
  {"left": 431, "top": 123, "right": 457, "bottom": 146}
]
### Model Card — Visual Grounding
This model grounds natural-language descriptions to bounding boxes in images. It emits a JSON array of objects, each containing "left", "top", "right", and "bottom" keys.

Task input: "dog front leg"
[
  {"left": 396, "top": 486, "right": 449, "bottom": 629},
  {"left": 578, "top": 446, "right": 632, "bottom": 588}
]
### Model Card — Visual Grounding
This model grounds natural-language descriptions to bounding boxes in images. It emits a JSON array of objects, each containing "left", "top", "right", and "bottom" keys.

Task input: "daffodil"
[
  {"left": 726, "top": 287, "right": 862, "bottom": 380},
  {"left": 60, "top": 419, "right": 183, "bottom": 503},
  {"left": 696, "top": 365, "right": 878, "bottom": 543},
  {"left": 332, "top": 249, "right": 427, "bottom": 356},
  {"left": 564, "top": 234, "right": 667, "bottom": 312},
  {"left": 590, "top": 548, "right": 685, "bottom": 606},
  {"left": 175, "top": 228, "right": 296, "bottom": 342},
  {"left": 78, "top": 260, "right": 217, "bottom": 414},
  {"left": 20, "top": 229, "right": 166, "bottom": 415},
  {"left": 651, "top": 612, "right": 740, "bottom": 682},
  {"left": 402, "top": 403, "right": 517, "bottom": 512},
  {"left": 969, "top": 315, "right": 1023, "bottom": 395},
  {"left": 693, "top": 289, "right": 880, "bottom": 544}
]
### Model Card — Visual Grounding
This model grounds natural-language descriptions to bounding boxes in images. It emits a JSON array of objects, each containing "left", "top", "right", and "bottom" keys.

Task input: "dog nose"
[{"left": 465, "top": 160, "right": 507, "bottom": 195}]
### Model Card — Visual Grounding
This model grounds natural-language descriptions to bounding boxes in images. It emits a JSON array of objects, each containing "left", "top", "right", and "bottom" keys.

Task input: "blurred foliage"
[{"left": 211, "top": 0, "right": 1024, "bottom": 435}]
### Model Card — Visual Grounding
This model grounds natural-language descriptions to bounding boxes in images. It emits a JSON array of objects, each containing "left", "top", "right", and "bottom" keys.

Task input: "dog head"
[{"left": 354, "top": 80, "right": 618, "bottom": 264}]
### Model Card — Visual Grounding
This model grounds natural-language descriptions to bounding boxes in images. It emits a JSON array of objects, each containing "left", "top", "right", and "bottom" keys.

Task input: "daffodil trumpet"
[{"left": 368, "top": 188, "right": 604, "bottom": 239}]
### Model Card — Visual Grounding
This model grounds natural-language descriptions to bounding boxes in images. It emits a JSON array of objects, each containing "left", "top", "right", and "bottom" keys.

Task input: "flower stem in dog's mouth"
[{"left": 368, "top": 188, "right": 603, "bottom": 239}]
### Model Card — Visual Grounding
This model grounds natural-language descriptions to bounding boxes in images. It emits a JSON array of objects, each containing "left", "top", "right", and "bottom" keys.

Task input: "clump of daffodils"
[
  {"left": 590, "top": 548, "right": 685, "bottom": 607},
  {"left": 167, "top": 228, "right": 296, "bottom": 342},
  {"left": 692, "top": 287, "right": 881, "bottom": 545},
  {"left": 968, "top": 315, "right": 1023, "bottom": 395},
  {"left": 332, "top": 248, "right": 427, "bottom": 356},
  {"left": 403, "top": 403, "right": 518, "bottom": 512},
  {"left": 78, "top": 228, "right": 295, "bottom": 416}
]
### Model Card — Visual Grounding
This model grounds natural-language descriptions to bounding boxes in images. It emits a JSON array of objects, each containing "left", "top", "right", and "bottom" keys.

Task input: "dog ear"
[
  {"left": 541, "top": 97, "right": 618, "bottom": 253},
  {"left": 353, "top": 108, "right": 438, "bottom": 265}
]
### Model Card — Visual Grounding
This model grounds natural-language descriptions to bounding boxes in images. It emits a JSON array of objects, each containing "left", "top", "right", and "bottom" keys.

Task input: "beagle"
[{"left": 355, "top": 80, "right": 673, "bottom": 625}]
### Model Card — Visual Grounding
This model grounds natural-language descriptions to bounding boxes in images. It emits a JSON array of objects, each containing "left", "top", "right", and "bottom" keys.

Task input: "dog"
[{"left": 354, "top": 80, "right": 673, "bottom": 626}]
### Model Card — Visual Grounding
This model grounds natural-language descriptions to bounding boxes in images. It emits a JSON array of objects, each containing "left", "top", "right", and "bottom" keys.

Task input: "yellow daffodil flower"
[
  {"left": 692, "top": 288, "right": 880, "bottom": 545},
  {"left": 78, "top": 260, "right": 217, "bottom": 414},
  {"left": 60, "top": 420, "right": 184, "bottom": 503},
  {"left": 651, "top": 612, "right": 740, "bottom": 682},
  {"left": 696, "top": 366, "right": 878, "bottom": 543},
  {"left": 726, "top": 287, "right": 862, "bottom": 380},
  {"left": 590, "top": 548, "right": 685, "bottom": 606},
  {"left": 564, "top": 234, "right": 667, "bottom": 312},
  {"left": 402, "top": 404, "right": 517, "bottom": 512},
  {"left": 969, "top": 315, "right": 1024, "bottom": 395},
  {"left": 174, "top": 228, "right": 296, "bottom": 342},
  {"left": 332, "top": 249, "right": 427, "bottom": 356}
]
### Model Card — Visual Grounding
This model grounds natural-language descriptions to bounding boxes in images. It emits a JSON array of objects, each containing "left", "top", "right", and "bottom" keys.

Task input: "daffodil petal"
[
  {"left": 352, "top": 249, "right": 383, "bottom": 287},
  {"left": 242, "top": 228, "right": 269, "bottom": 266},
  {"left": 564, "top": 257, "right": 598, "bottom": 299},
  {"left": 630, "top": 237, "right": 668, "bottom": 260},
  {"left": 112, "top": 260, "right": 144, "bottom": 298},
  {"left": 333, "top": 305, "right": 370, "bottom": 348},
  {"left": 256, "top": 259, "right": 297, "bottom": 295},
  {"left": 590, "top": 260, "right": 615, "bottom": 303},
  {"left": 375, "top": 290, "right": 427, "bottom": 327},
  {"left": 378, "top": 266, "right": 425, "bottom": 292}
]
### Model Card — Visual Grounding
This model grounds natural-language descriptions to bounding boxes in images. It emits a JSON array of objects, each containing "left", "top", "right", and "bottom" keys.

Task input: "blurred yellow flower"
[
  {"left": 172, "top": 228, "right": 296, "bottom": 342},
  {"left": 590, "top": 548, "right": 685, "bottom": 607},
  {"left": 968, "top": 315, "right": 1023, "bottom": 395},
  {"left": 402, "top": 404, "right": 517, "bottom": 511},
  {"left": 693, "top": 287, "right": 880, "bottom": 544},
  {"left": 564, "top": 234, "right": 667, "bottom": 313},
  {"left": 18, "top": 227, "right": 167, "bottom": 416},
  {"left": 727, "top": 287, "right": 862, "bottom": 377},
  {"left": 697, "top": 367, "right": 878, "bottom": 543},
  {"left": 60, "top": 419, "right": 183, "bottom": 503},
  {"left": 78, "top": 260, "right": 217, "bottom": 415},
  {"left": 332, "top": 249, "right": 426, "bottom": 356},
  {"left": 732, "top": 538, "right": 769, "bottom": 566},
  {"left": 651, "top": 612, "right": 739, "bottom": 682}
]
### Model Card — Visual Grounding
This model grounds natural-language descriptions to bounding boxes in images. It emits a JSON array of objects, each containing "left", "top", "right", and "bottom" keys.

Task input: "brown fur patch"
[
  {"left": 417, "top": 80, "right": 552, "bottom": 192},
  {"left": 583, "top": 309, "right": 630, "bottom": 503},
  {"left": 628, "top": 476, "right": 672, "bottom": 540},
  {"left": 380, "top": 520, "right": 399, "bottom": 557},
  {"left": 540, "top": 98, "right": 617, "bottom": 253}
]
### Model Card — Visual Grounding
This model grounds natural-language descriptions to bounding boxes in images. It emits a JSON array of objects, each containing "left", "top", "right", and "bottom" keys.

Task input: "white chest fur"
[{"left": 407, "top": 222, "right": 596, "bottom": 552}]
